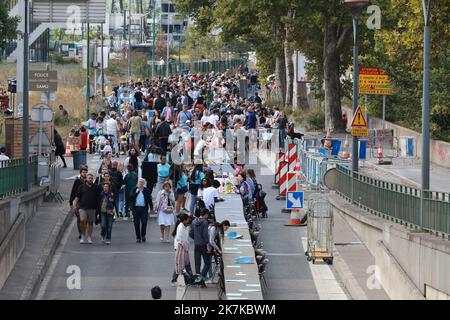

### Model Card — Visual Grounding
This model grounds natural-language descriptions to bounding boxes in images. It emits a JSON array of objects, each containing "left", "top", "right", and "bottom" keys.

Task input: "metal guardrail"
[
  {"left": 151, "top": 59, "right": 246, "bottom": 77},
  {"left": 335, "top": 164, "right": 450, "bottom": 239},
  {"left": 0, "top": 156, "right": 38, "bottom": 198}
]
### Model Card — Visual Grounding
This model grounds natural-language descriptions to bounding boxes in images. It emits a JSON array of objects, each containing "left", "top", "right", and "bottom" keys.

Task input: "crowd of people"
[{"left": 68, "top": 68, "right": 276, "bottom": 286}]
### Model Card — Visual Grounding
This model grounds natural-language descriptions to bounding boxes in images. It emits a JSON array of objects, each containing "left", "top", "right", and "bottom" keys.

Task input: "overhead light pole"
[
  {"left": 342, "top": 0, "right": 371, "bottom": 172},
  {"left": 421, "top": 0, "right": 432, "bottom": 192},
  {"left": 23, "top": 0, "right": 29, "bottom": 191}
]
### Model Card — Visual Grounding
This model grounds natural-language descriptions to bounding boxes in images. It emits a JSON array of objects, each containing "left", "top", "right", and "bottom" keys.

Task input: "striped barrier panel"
[{"left": 278, "top": 161, "right": 289, "bottom": 196}]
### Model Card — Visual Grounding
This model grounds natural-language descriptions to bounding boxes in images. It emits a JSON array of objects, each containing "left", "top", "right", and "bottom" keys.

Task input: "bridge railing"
[
  {"left": 335, "top": 164, "right": 450, "bottom": 239},
  {"left": 0, "top": 156, "right": 38, "bottom": 199}
]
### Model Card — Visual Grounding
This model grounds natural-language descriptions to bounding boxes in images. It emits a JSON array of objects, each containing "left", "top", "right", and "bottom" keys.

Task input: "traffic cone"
[
  {"left": 65, "top": 145, "right": 72, "bottom": 157},
  {"left": 341, "top": 135, "right": 350, "bottom": 159},
  {"left": 294, "top": 158, "right": 300, "bottom": 171},
  {"left": 377, "top": 144, "right": 384, "bottom": 164},
  {"left": 285, "top": 209, "right": 307, "bottom": 227}
]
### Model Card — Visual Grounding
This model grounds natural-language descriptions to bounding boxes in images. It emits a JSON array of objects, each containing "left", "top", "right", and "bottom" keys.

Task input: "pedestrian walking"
[
  {"left": 189, "top": 208, "right": 211, "bottom": 284},
  {"left": 110, "top": 161, "right": 124, "bottom": 217},
  {"left": 123, "top": 164, "right": 138, "bottom": 220},
  {"left": 156, "top": 156, "right": 171, "bottom": 192},
  {"left": 69, "top": 165, "right": 88, "bottom": 239},
  {"left": 54, "top": 129, "right": 67, "bottom": 168},
  {"left": 175, "top": 164, "right": 189, "bottom": 215},
  {"left": 130, "top": 178, "right": 152, "bottom": 243},
  {"left": 205, "top": 220, "right": 230, "bottom": 284},
  {"left": 156, "top": 181, "right": 176, "bottom": 243},
  {"left": 188, "top": 164, "right": 205, "bottom": 217},
  {"left": 171, "top": 213, "right": 193, "bottom": 286},
  {"left": 98, "top": 182, "right": 115, "bottom": 244},
  {"left": 73, "top": 173, "right": 101, "bottom": 244}
]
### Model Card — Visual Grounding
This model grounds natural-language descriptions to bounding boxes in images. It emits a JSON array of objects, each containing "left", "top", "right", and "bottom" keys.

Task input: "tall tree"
[{"left": 0, "top": 0, "right": 20, "bottom": 50}]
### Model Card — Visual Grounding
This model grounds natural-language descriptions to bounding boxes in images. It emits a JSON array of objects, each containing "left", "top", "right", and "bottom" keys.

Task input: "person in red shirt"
[{"left": 80, "top": 126, "right": 88, "bottom": 151}]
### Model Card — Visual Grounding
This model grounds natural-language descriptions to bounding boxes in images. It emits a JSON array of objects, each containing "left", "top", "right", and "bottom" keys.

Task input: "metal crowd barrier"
[{"left": 45, "top": 163, "right": 64, "bottom": 203}]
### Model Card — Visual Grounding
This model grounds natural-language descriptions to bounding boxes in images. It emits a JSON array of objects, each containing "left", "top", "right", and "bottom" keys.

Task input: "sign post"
[{"left": 351, "top": 105, "right": 368, "bottom": 137}]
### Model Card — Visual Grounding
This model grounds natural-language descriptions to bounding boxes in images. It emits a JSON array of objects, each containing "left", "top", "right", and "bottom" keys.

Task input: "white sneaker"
[
  {"left": 160, "top": 237, "right": 164, "bottom": 242},
  {"left": 105, "top": 240, "right": 111, "bottom": 245},
  {"left": 101, "top": 237, "right": 106, "bottom": 243},
  {"left": 123, "top": 217, "right": 129, "bottom": 221},
  {"left": 87, "top": 237, "right": 93, "bottom": 244},
  {"left": 205, "top": 279, "right": 213, "bottom": 284},
  {"left": 80, "top": 236, "right": 86, "bottom": 244}
]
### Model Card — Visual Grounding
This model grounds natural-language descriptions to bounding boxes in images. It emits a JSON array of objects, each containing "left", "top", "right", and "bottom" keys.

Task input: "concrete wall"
[
  {"left": 329, "top": 194, "right": 450, "bottom": 300},
  {"left": 0, "top": 187, "right": 46, "bottom": 290},
  {"left": 342, "top": 106, "right": 450, "bottom": 169}
]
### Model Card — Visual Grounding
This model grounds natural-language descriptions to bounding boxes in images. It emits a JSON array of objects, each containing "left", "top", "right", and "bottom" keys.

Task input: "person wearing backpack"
[
  {"left": 171, "top": 213, "right": 193, "bottom": 286},
  {"left": 189, "top": 164, "right": 205, "bottom": 217}
]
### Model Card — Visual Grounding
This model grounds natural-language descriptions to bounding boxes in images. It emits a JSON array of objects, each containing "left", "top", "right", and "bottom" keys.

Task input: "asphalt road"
[{"left": 38, "top": 153, "right": 345, "bottom": 300}]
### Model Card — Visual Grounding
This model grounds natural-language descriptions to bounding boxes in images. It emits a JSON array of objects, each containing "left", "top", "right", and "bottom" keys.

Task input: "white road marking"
[
  {"left": 61, "top": 250, "right": 174, "bottom": 255},
  {"left": 36, "top": 219, "right": 76, "bottom": 300},
  {"left": 301, "top": 237, "right": 349, "bottom": 300}
]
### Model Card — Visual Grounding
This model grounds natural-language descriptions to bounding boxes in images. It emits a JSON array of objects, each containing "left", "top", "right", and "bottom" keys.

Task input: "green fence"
[
  {"left": 0, "top": 156, "right": 38, "bottom": 198},
  {"left": 335, "top": 164, "right": 450, "bottom": 238},
  {"left": 150, "top": 59, "right": 246, "bottom": 77}
]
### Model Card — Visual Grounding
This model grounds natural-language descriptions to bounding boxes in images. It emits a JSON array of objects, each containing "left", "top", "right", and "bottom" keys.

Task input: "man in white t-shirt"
[
  {"left": 201, "top": 182, "right": 219, "bottom": 212},
  {"left": 106, "top": 113, "right": 120, "bottom": 157}
]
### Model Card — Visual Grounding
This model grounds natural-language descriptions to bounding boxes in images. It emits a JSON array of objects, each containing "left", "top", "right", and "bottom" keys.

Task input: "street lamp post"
[
  {"left": 421, "top": 0, "right": 432, "bottom": 192},
  {"left": 342, "top": 0, "right": 370, "bottom": 173},
  {"left": 151, "top": 1, "right": 156, "bottom": 79}
]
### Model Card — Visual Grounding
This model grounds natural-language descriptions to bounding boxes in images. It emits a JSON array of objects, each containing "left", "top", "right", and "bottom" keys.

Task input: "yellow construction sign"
[
  {"left": 351, "top": 106, "right": 367, "bottom": 127},
  {"left": 351, "top": 127, "right": 369, "bottom": 137},
  {"left": 359, "top": 67, "right": 393, "bottom": 95}
]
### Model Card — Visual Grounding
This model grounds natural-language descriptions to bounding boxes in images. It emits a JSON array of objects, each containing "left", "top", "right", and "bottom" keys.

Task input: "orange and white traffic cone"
[
  {"left": 294, "top": 158, "right": 300, "bottom": 171},
  {"left": 341, "top": 135, "right": 350, "bottom": 159},
  {"left": 65, "top": 145, "right": 72, "bottom": 157},
  {"left": 285, "top": 209, "right": 307, "bottom": 227},
  {"left": 377, "top": 144, "right": 384, "bottom": 164}
]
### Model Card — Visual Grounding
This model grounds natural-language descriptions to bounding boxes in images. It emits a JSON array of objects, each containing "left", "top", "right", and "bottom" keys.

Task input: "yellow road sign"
[
  {"left": 351, "top": 106, "right": 367, "bottom": 127},
  {"left": 352, "top": 127, "right": 369, "bottom": 137},
  {"left": 359, "top": 87, "right": 393, "bottom": 95}
]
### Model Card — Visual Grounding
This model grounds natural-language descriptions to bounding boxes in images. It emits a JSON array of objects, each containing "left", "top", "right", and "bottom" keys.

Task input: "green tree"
[
  {"left": 361, "top": 0, "right": 450, "bottom": 141},
  {"left": 0, "top": 1, "right": 20, "bottom": 50}
]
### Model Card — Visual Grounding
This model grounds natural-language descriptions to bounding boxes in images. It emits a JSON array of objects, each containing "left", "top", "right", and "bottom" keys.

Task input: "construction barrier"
[
  {"left": 278, "top": 161, "right": 288, "bottom": 197},
  {"left": 274, "top": 152, "right": 285, "bottom": 185},
  {"left": 287, "top": 143, "right": 298, "bottom": 172}
]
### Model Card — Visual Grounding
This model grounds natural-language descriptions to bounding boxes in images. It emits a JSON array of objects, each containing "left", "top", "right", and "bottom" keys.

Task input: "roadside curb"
[
  {"left": 20, "top": 204, "right": 72, "bottom": 300},
  {"left": 332, "top": 245, "right": 369, "bottom": 300},
  {"left": 364, "top": 162, "right": 420, "bottom": 188}
]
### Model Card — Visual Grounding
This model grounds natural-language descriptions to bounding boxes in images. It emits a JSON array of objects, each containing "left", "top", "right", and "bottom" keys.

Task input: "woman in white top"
[
  {"left": 156, "top": 181, "right": 176, "bottom": 242},
  {"left": 171, "top": 213, "right": 192, "bottom": 285}
]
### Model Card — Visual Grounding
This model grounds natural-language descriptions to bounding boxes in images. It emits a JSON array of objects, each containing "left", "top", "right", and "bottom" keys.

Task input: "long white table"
[{"left": 215, "top": 193, "right": 263, "bottom": 300}]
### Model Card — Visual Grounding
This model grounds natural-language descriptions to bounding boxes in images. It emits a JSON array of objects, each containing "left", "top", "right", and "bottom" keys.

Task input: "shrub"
[{"left": 304, "top": 108, "right": 325, "bottom": 131}]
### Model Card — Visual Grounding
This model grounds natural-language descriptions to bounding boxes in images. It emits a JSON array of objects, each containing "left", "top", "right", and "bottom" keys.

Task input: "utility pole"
[
  {"left": 23, "top": 0, "right": 29, "bottom": 191},
  {"left": 166, "top": 14, "right": 171, "bottom": 78},
  {"left": 101, "top": 24, "right": 105, "bottom": 98},
  {"left": 128, "top": 1, "right": 132, "bottom": 81},
  {"left": 151, "top": 0, "right": 156, "bottom": 79},
  {"left": 421, "top": 0, "right": 432, "bottom": 191},
  {"left": 86, "top": 23, "right": 90, "bottom": 120}
]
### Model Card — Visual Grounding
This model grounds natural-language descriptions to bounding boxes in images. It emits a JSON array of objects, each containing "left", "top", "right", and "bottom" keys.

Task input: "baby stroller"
[{"left": 255, "top": 184, "right": 268, "bottom": 218}]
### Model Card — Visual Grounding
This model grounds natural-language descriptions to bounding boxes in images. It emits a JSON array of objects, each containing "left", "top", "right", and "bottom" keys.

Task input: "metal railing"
[
  {"left": 0, "top": 156, "right": 38, "bottom": 198},
  {"left": 151, "top": 59, "right": 246, "bottom": 77},
  {"left": 335, "top": 164, "right": 450, "bottom": 239}
]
